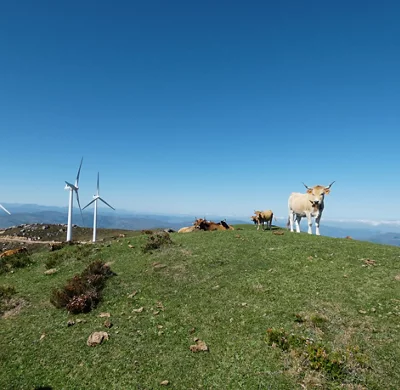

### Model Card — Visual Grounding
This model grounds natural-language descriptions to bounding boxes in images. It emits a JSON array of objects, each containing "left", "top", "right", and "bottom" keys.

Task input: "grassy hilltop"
[{"left": 0, "top": 225, "right": 399, "bottom": 389}]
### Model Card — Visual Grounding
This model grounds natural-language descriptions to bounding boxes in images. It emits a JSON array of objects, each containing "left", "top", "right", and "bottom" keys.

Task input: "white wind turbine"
[
  {"left": 64, "top": 157, "right": 84, "bottom": 242},
  {"left": 82, "top": 172, "right": 115, "bottom": 242},
  {"left": 0, "top": 202, "right": 11, "bottom": 215}
]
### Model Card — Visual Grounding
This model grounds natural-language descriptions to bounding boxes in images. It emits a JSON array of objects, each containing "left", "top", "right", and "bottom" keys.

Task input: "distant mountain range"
[{"left": 1, "top": 203, "right": 400, "bottom": 247}]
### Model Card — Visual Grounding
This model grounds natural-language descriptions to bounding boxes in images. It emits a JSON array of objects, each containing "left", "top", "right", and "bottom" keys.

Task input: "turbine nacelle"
[{"left": 65, "top": 181, "right": 78, "bottom": 191}]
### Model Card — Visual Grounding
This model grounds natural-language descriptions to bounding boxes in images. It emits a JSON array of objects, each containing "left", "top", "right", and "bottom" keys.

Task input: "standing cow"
[
  {"left": 253, "top": 210, "right": 275, "bottom": 231},
  {"left": 287, "top": 181, "right": 335, "bottom": 235}
]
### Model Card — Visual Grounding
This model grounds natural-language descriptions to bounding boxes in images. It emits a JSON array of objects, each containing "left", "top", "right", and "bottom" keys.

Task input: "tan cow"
[
  {"left": 253, "top": 210, "right": 275, "bottom": 231},
  {"left": 178, "top": 226, "right": 197, "bottom": 233},
  {"left": 287, "top": 181, "right": 335, "bottom": 235}
]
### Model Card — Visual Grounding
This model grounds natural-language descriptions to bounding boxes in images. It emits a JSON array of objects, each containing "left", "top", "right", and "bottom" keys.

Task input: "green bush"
[
  {"left": 0, "top": 250, "right": 32, "bottom": 274},
  {"left": 50, "top": 260, "right": 114, "bottom": 314},
  {"left": 142, "top": 232, "right": 174, "bottom": 253}
]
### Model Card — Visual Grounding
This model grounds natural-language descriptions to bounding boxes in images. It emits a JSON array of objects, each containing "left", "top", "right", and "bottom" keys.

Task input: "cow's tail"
[{"left": 286, "top": 217, "right": 290, "bottom": 228}]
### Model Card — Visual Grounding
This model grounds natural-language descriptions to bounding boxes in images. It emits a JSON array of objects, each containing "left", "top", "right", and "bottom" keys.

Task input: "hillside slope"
[{"left": 1, "top": 226, "right": 399, "bottom": 389}]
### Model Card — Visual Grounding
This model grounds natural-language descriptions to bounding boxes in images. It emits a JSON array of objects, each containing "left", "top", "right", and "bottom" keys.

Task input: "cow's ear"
[
  {"left": 306, "top": 188, "right": 313, "bottom": 194},
  {"left": 324, "top": 188, "right": 331, "bottom": 195}
]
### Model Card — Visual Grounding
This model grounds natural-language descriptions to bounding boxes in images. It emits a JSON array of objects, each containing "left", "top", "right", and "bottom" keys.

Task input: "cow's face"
[
  {"left": 306, "top": 185, "right": 331, "bottom": 207},
  {"left": 193, "top": 218, "right": 205, "bottom": 227},
  {"left": 251, "top": 216, "right": 258, "bottom": 224}
]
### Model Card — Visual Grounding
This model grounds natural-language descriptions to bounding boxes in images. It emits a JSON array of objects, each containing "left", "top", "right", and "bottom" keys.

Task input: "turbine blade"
[
  {"left": 0, "top": 204, "right": 11, "bottom": 215},
  {"left": 75, "top": 190, "right": 84, "bottom": 225},
  {"left": 97, "top": 172, "right": 100, "bottom": 195},
  {"left": 76, "top": 157, "right": 83, "bottom": 186},
  {"left": 82, "top": 198, "right": 96, "bottom": 210},
  {"left": 99, "top": 197, "right": 115, "bottom": 210}
]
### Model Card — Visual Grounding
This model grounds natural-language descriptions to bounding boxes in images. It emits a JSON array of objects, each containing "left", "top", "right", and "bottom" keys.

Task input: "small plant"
[
  {"left": 141, "top": 229, "right": 154, "bottom": 235},
  {"left": 306, "top": 342, "right": 345, "bottom": 380},
  {"left": 266, "top": 328, "right": 306, "bottom": 351},
  {"left": 0, "top": 249, "right": 32, "bottom": 274},
  {"left": 50, "top": 260, "right": 114, "bottom": 314},
  {"left": 0, "top": 285, "right": 17, "bottom": 315},
  {"left": 44, "top": 256, "right": 59, "bottom": 270},
  {"left": 142, "top": 232, "right": 174, "bottom": 253},
  {"left": 266, "top": 327, "right": 368, "bottom": 385},
  {"left": 310, "top": 313, "right": 328, "bottom": 327}
]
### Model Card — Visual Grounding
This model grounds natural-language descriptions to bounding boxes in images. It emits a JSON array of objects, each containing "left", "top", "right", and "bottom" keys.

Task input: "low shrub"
[
  {"left": 142, "top": 232, "right": 174, "bottom": 253},
  {"left": 266, "top": 327, "right": 368, "bottom": 384},
  {"left": 0, "top": 285, "right": 17, "bottom": 314},
  {"left": 50, "top": 260, "right": 114, "bottom": 314},
  {"left": 0, "top": 250, "right": 32, "bottom": 274}
]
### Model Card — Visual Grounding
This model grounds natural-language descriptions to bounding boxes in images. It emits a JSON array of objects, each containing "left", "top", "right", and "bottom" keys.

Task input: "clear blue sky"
[{"left": 1, "top": 0, "right": 399, "bottom": 220}]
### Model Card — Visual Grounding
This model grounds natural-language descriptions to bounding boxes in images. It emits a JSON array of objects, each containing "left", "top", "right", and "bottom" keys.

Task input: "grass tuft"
[
  {"left": 0, "top": 249, "right": 33, "bottom": 274},
  {"left": 50, "top": 260, "right": 114, "bottom": 313},
  {"left": 142, "top": 231, "right": 174, "bottom": 253}
]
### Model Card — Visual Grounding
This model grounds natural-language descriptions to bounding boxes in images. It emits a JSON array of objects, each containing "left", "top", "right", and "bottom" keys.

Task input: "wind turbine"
[
  {"left": 64, "top": 157, "right": 84, "bottom": 242},
  {"left": 0, "top": 203, "right": 11, "bottom": 215},
  {"left": 82, "top": 172, "right": 115, "bottom": 242}
]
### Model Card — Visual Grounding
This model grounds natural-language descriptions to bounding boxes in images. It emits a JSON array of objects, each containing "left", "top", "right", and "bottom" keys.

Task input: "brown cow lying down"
[
  {"left": 195, "top": 220, "right": 234, "bottom": 231},
  {"left": 0, "top": 247, "right": 28, "bottom": 258}
]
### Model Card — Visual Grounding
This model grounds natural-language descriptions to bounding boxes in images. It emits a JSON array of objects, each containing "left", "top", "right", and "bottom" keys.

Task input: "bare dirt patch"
[{"left": 1, "top": 298, "right": 27, "bottom": 319}]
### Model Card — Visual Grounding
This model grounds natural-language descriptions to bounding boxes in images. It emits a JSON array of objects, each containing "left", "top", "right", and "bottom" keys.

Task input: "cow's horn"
[
  {"left": 326, "top": 181, "right": 336, "bottom": 189},
  {"left": 302, "top": 182, "right": 311, "bottom": 189}
]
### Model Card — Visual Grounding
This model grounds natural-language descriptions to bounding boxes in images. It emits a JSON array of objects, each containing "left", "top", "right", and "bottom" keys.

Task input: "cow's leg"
[
  {"left": 295, "top": 216, "right": 301, "bottom": 233},
  {"left": 289, "top": 212, "right": 294, "bottom": 232},
  {"left": 257, "top": 220, "right": 260, "bottom": 231},
  {"left": 306, "top": 213, "right": 313, "bottom": 234},
  {"left": 315, "top": 215, "right": 321, "bottom": 236}
]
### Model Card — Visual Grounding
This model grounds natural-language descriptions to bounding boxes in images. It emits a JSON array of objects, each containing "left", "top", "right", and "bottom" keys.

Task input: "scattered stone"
[
  {"left": 44, "top": 268, "right": 57, "bottom": 275},
  {"left": 128, "top": 290, "right": 138, "bottom": 298},
  {"left": 99, "top": 312, "right": 111, "bottom": 318},
  {"left": 190, "top": 338, "right": 209, "bottom": 352},
  {"left": 87, "top": 331, "right": 109, "bottom": 346},
  {"left": 104, "top": 320, "right": 113, "bottom": 328},
  {"left": 133, "top": 307, "right": 144, "bottom": 313},
  {"left": 160, "top": 380, "right": 170, "bottom": 386},
  {"left": 67, "top": 320, "right": 75, "bottom": 327},
  {"left": 152, "top": 262, "right": 167, "bottom": 270}
]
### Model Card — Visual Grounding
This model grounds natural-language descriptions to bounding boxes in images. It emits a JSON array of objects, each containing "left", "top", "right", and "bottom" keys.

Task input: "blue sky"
[{"left": 1, "top": 0, "right": 399, "bottom": 220}]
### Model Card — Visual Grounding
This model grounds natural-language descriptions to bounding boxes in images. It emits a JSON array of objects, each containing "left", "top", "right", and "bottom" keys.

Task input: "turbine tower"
[
  {"left": 0, "top": 203, "right": 11, "bottom": 215},
  {"left": 64, "top": 157, "right": 84, "bottom": 242},
  {"left": 82, "top": 172, "right": 115, "bottom": 242}
]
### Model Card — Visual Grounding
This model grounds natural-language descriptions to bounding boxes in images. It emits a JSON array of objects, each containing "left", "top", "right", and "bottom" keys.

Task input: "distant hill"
[
  {"left": 0, "top": 210, "right": 193, "bottom": 231},
  {"left": 1, "top": 203, "right": 400, "bottom": 246}
]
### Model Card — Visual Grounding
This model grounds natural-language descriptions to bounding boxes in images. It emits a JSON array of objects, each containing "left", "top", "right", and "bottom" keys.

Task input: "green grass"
[{"left": 1, "top": 225, "right": 399, "bottom": 389}]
